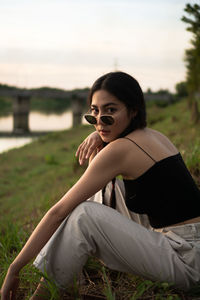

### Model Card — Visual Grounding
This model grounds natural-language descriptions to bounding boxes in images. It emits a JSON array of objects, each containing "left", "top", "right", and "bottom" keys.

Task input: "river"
[{"left": 0, "top": 111, "right": 86, "bottom": 153}]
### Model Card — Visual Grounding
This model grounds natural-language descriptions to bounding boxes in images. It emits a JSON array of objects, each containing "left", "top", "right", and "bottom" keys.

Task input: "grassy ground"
[{"left": 0, "top": 98, "right": 200, "bottom": 299}]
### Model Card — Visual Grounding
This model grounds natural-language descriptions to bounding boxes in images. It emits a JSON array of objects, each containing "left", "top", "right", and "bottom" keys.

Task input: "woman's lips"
[{"left": 99, "top": 130, "right": 110, "bottom": 136}]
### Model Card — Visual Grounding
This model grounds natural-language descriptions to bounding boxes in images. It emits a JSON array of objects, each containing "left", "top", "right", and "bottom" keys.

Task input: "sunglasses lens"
[
  {"left": 84, "top": 114, "right": 114, "bottom": 125},
  {"left": 101, "top": 116, "right": 114, "bottom": 125},
  {"left": 84, "top": 114, "right": 97, "bottom": 124}
]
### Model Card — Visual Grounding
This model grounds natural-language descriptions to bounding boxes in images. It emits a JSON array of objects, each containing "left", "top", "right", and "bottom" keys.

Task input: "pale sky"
[{"left": 0, "top": 0, "right": 194, "bottom": 92}]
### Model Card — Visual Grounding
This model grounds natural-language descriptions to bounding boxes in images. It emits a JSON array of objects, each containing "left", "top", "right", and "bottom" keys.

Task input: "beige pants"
[{"left": 33, "top": 180, "right": 200, "bottom": 291}]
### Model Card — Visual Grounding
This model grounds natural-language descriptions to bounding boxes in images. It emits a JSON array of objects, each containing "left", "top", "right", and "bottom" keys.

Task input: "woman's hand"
[
  {"left": 0, "top": 266, "right": 19, "bottom": 300},
  {"left": 75, "top": 131, "right": 104, "bottom": 165}
]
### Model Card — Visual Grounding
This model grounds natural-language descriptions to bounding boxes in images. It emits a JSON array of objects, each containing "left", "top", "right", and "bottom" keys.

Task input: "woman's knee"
[
  {"left": 67, "top": 201, "right": 119, "bottom": 241},
  {"left": 68, "top": 202, "right": 101, "bottom": 231},
  {"left": 64, "top": 202, "right": 104, "bottom": 254},
  {"left": 71, "top": 201, "right": 99, "bottom": 218}
]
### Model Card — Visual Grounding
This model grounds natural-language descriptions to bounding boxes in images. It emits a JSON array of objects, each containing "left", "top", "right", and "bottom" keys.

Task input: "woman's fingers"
[
  {"left": 75, "top": 142, "right": 83, "bottom": 158},
  {"left": 79, "top": 141, "right": 95, "bottom": 165},
  {"left": 0, "top": 274, "right": 19, "bottom": 300},
  {"left": 85, "top": 144, "right": 96, "bottom": 159},
  {"left": 1, "top": 266, "right": 20, "bottom": 300},
  {"left": 78, "top": 142, "right": 87, "bottom": 165},
  {"left": 76, "top": 141, "right": 86, "bottom": 163},
  {"left": 82, "top": 143, "right": 96, "bottom": 163},
  {"left": 75, "top": 131, "right": 103, "bottom": 165}
]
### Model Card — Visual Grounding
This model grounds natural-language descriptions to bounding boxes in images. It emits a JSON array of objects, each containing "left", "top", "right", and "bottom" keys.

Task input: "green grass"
[{"left": 0, "top": 98, "right": 200, "bottom": 299}]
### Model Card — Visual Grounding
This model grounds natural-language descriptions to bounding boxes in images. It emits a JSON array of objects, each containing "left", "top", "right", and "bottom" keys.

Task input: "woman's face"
[{"left": 91, "top": 89, "right": 134, "bottom": 142}]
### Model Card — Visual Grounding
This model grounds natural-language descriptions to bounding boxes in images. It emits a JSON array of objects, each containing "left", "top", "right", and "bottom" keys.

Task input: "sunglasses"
[{"left": 84, "top": 114, "right": 114, "bottom": 125}]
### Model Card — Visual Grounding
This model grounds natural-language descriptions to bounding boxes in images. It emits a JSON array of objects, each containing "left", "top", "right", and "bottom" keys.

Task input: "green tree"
[
  {"left": 175, "top": 81, "right": 188, "bottom": 98},
  {"left": 181, "top": 3, "right": 200, "bottom": 123}
]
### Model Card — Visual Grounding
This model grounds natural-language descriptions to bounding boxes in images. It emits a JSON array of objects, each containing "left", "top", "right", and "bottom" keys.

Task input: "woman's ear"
[{"left": 131, "top": 110, "right": 138, "bottom": 118}]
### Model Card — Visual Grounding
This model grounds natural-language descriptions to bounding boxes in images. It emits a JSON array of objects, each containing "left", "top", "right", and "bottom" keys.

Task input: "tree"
[
  {"left": 175, "top": 81, "right": 188, "bottom": 98},
  {"left": 181, "top": 3, "right": 200, "bottom": 123}
]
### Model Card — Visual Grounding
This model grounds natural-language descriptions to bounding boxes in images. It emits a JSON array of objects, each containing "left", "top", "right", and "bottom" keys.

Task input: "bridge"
[{"left": 0, "top": 88, "right": 88, "bottom": 136}]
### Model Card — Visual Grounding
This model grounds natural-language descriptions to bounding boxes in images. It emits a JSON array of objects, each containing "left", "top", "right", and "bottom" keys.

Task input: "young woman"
[{"left": 1, "top": 71, "right": 200, "bottom": 299}]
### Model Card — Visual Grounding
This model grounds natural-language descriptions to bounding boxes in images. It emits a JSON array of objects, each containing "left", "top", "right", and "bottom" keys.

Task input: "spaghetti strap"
[{"left": 123, "top": 137, "right": 156, "bottom": 163}]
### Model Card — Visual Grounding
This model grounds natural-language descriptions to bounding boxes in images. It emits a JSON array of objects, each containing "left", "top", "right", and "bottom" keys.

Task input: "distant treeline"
[{"left": 0, "top": 83, "right": 182, "bottom": 115}]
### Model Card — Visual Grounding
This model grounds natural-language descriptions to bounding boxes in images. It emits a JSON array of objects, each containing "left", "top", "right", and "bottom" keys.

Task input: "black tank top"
[{"left": 123, "top": 137, "right": 200, "bottom": 228}]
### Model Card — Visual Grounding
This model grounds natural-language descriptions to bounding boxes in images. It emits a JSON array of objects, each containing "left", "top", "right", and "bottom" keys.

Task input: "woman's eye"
[
  {"left": 106, "top": 107, "right": 116, "bottom": 114},
  {"left": 90, "top": 108, "right": 98, "bottom": 115}
]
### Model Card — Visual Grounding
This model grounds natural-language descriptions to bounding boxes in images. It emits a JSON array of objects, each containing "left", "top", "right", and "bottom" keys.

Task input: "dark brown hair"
[{"left": 88, "top": 71, "right": 147, "bottom": 134}]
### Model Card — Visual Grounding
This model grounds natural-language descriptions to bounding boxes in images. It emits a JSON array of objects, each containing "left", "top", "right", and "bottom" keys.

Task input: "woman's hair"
[{"left": 88, "top": 71, "right": 147, "bottom": 133}]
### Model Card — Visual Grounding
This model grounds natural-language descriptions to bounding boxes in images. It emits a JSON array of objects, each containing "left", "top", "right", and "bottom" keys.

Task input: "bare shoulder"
[
  {"left": 84, "top": 138, "right": 130, "bottom": 182},
  {"left": 147, "top": 128, "right": 171, "bottom": 140},
  {"left": 127, "top": 127, "right": 167, "bottom": 140},
  {"left": 124, "top": 127, "right": 178, "bottom": 161},
  {"left": 127, "top": 128, "right": 176, "bottom": 146},
  {"left": 95, "top": 138, "right": 128, "bottom": 160},
  {"left": 89, "top": 138, "right": 133, "bottom": 174}
]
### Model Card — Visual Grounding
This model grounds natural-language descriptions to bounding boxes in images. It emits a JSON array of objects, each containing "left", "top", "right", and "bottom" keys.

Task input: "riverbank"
[
  {"left": 0, "top": 98, "right": 200, "bottom": 299},
  {"left": 0, "top": 131, "right": 54, "bottom": 137}
]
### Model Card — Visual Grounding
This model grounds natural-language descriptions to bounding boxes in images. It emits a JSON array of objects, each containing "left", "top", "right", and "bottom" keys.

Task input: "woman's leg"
[{"left": 34, "top": 202, "right": 200, "bottom": 291}]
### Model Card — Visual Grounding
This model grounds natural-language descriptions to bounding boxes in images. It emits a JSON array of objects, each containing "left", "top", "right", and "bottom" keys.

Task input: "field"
[{"left": 0, "top": 98, "right": 200, "bottom": 299}]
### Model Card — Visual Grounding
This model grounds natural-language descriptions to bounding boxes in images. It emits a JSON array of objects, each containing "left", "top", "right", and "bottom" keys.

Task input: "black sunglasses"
[{"left": 84, "top": 114, "right": 114, "bottom": 125}]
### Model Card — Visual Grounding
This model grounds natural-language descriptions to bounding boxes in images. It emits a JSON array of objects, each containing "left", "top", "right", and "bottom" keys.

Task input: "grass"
[{"left": 0, "top": 98, "right": 200, "bottom": 299}]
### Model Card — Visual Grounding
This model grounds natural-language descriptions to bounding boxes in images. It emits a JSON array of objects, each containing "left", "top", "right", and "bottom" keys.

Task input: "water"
[
  {"left": 0, "top": 110, "right": 87, "bottom": 153},
  {"left": 0, "top": 111, "right": 73, "bottom": 132},
  {"left": 0, "top": 137, "right": 34, "bottom": 153}
]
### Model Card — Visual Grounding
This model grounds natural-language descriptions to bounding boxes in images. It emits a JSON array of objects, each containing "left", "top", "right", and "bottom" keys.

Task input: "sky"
[{"left": 0, "top": 0, "right": 195, "bottom": 92}]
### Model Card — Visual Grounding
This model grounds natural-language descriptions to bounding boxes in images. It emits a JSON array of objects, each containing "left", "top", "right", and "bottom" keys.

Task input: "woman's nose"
[{"left": 96, "top": 113, "right": 104, "bottom": 125}]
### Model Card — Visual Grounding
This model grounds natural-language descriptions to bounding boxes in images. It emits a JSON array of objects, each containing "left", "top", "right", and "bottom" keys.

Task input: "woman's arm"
[
  {"left": 1, "top": 139, "right": 125, "bottom": 299},
  {"left": 75, "top": 131, "right": 104, "bottom": 165}
]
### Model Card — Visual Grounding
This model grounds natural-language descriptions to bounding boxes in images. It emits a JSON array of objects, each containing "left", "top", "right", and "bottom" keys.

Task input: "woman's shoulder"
[
  {"left": 94, "top": 138, "right": 133, "bottom": 170},
  {"left": 103, "top": 128, "right": 153, "bottom": 155},
  {"left": 126, "top": 127, "right": 164, "bottom": 139},
  {"left": 100, "top": 127, "right": 178, "bottom": 161},
  {"left": 125, "top": 127, "right": 175, "bottom": 147},
  {"left": 123, "top": 127, "right": 179, "bottom": 161},
  {"left": 102, "top": 138, "right": 129, "bottom": 156}
]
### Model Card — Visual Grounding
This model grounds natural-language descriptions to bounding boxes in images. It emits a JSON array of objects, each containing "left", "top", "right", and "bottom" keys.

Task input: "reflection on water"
[
  {"left": 0, "top": 115, "right": 13, "bottom": 131},
  {"left": 0, "top": 110, "right": 87, "bottom": 153},
  {"left": 0, "top": 111, "right": 73, "bottom": 132},
  {"left": 0, "top": 137, "right": 34, "bottom": 153},
  {"left": 29, "top": 111, "right": 73, "bottom": 131}
]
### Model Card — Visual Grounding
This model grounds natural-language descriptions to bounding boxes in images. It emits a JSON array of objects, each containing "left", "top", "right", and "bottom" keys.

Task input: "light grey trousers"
[{"left": 33, "top": 180, "right": 200, "bottom": 291}]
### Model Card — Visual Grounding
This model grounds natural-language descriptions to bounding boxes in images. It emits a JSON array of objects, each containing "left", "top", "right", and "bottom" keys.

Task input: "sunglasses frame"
[{"left": 84, "top": 114, "right": 115, "bottom": 125}]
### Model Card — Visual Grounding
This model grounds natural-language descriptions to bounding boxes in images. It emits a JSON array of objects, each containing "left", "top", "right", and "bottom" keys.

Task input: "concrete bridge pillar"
[
  {"left": 71, "top": 95, "right": 84, "bottom": 127},
  {"left": 13, "top": 93, "right": 30, "bottom": 134}
]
